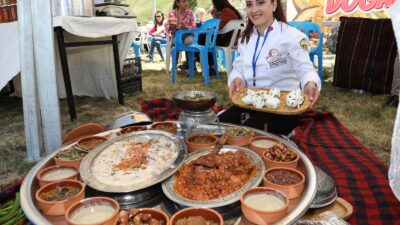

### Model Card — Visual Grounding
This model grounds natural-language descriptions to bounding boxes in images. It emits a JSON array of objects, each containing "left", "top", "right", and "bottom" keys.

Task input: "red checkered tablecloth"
[{"left": 293, "top": 110, "right": 400, "bottom": 225}]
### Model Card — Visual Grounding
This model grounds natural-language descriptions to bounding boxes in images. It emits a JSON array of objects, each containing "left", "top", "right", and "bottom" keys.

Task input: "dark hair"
[
  {"left": 153, "top": 11, "right": 164, "bottom": 29},
  {"left": 212, "top": 0, "right": 242, "bottom": 20},
  {"left": 173, "top": 0, "right": 179, "bottom": 10},
  {"left": 241, "top": 0, "right": 287, "bottom": 43}
]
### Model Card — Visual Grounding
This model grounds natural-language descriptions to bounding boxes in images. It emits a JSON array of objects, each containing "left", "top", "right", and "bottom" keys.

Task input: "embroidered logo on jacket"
[
  {"left": 267, "top": 48, "right": 287, "bottom": 69},
  {"left": 300, "top": 38, "right": 308, "bottom": 50}
]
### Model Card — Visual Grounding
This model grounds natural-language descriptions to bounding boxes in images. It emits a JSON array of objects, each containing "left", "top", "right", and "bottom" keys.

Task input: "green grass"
[{"left": 0, "top": 58, "right": 396, "bottom": 189}]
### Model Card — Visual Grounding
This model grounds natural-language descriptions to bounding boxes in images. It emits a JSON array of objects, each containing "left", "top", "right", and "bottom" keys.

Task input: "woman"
[
  {"left": 166, "top": 0, "right": 197, "bottom": 69},
  {"left": 200, "top": 0, "right": 242, "bottom": 75},
  {"left": 218, "top": 0, "right": 321, "bottom": 135},
  {"left": 147, "top": 11, "right": 167, "bottom": 62}
]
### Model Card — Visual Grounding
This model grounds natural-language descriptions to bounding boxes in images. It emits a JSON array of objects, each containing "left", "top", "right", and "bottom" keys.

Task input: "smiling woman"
[{"left": 218, "top": 0, "right": 322, "bottom": 135}]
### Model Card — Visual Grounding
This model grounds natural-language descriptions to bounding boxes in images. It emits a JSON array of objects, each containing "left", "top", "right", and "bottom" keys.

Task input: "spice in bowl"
[
  {"left": 265, "top": 169, "right": 302, "bottom": 186},
  {"left": 264, "top": 143, "right": 297, "bottom": 162},
  {"left": 175, "top": 216, "right": 218, "bottom": 225}
]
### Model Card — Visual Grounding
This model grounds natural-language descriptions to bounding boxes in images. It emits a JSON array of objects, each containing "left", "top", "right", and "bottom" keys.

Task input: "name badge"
[{"left": 266, "top": 48, "right": 287, "bottom": 69}]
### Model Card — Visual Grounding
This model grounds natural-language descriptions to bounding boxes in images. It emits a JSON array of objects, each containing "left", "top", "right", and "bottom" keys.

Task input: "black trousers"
[{"left": 218, "top": 106, "right": 300, "bottom": 135}]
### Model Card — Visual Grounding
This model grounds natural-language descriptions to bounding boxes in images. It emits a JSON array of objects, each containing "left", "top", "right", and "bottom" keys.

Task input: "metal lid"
[
  {"left": 106, "top": 111, "right": 152, "bottom": 130},
  {"left": 310, "top": 167, "right": 338, "bottom": 208}
]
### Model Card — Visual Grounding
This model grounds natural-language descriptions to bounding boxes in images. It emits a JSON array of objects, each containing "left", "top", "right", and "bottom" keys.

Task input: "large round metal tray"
[
  {"left": 80, "top": 130, "right": 187, "bottom": 193},
  {"left": 162, "top": 146, "right": 265, "bottom": 208},
  {"left": 20, "top": 123, "right": 317, "bottom": 225}
]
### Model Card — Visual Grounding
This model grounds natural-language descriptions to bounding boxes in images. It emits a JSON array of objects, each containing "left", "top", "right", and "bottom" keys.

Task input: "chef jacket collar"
[{"left": 251, "top": 19, "right": 280, "bottom": 36}]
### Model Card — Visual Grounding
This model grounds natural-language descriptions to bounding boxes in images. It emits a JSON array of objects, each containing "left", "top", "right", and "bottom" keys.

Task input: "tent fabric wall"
[{"left": 333, "top": 17, "right": 398, "bottom": 94}]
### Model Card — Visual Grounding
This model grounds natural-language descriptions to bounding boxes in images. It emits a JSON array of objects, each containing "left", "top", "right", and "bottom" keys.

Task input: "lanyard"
[{"left": 252, "top": 27, "right": 271, "bottom": 86}]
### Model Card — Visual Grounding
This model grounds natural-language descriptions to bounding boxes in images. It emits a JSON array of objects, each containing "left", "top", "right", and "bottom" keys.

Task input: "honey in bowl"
[
  {"left": 40, "top": 186, "right": 80, "bottom": 202},
  {"left": 244, "top": 193, "right": 286, "bottom": 211},
  {"left": 42, "top": 168, "right": 78, "bottom": 181}
]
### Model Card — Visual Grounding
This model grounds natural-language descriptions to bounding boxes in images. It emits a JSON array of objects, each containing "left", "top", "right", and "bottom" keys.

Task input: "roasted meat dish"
[{"left": 174, "top": 151, "right": 257, "bottom": 200}]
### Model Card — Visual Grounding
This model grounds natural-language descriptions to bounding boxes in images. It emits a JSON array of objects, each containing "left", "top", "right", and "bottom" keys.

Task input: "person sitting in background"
[
  {"left": 166, "top": 0, "right": 197, "bottom": 70},
  {"left": 194, "top": 7, "right": 207, "bottom": 27},
  {"left": 147, "top": 11, "right": 167, "bottom": 62},
  {"left": 198, "top": 0, "right": 242, "bottom": 75}
]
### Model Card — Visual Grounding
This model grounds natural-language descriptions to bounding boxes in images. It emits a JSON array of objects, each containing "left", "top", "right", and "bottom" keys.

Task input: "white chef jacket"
[{"left": 228, "top": 19, "right": 321, "bottom": 92}]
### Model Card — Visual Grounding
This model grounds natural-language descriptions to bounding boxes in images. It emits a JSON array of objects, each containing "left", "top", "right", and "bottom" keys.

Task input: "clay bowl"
[
  {"left": 240, "top": 187, "right": 289, "bottom": 225},
  {"left": 225, "top": 127, "right": 254, "bottom": 147},
  {"left": 36, "top": 165, "right": 79, "bottom": 187},
  {"left": 62, "top": 123, "right": 105, "bottom": 145},
  {"left": 249, "top": 136, "right": 280, "bottom": 157},
  {"left": 172, "top": 91, "right": 217, "bottom": 111},
  {"left": 76, "top": 136, "right": 108, "bottom": 151},
  {"left": 185, "top": 134, "right": 218, "bottom": 152},
  {"left": 170, "top": 207, "right": 223, "bottom": 225},
  {"left": 119, "top": 208, "right": 170, "bottom": 225},
  {"left": 151, "top": 122, "right": 178, "bottom": 134},
  {"left": 263, "top": 167, "right": 305, "bottom": 200},
  {"left": 35, "top": 180, "right": 85, "bottom": 216},
  {"left": 262, "top": 146, "right": 299, "bottom": 169},
  {"left": 65, "top": 197, "right": 120, "bottom": 225},
  {"left": 54, "top": 147, "right": 88, "bottom": 169},
  {"left": 120, "top": 125, "right": 147, "bottom": 134}
]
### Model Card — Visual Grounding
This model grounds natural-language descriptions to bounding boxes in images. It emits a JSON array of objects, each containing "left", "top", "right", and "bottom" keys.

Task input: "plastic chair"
[
  {"left": 165, "top": 32, "right": 182, "bottom": 75},
  {"left": 171, "top": 18, "right": 221, "bottom": 85},
  {"left": 217, "top": 20, "right": 246, "bottom": 76},
  {"left": 288, "top": 21, "right": 323, "bottom": 81}
]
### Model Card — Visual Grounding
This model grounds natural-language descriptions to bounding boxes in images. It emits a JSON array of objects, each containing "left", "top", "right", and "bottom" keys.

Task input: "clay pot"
[
  {"left": 151, "top": 122, "right": 178, "bottom": 134},
  {"left": 36, "top": 165, "right": 79, "bottom": 187},
  {"left": 35, "top": 180, "right": 85, "bottom": 216},
  {"left": 263, "top": 167, "right": 305, "bottom": 200},
  {"left": 225, "top": 127, "right": 254, "bottom": 147},
  {"left": 120, "top": 125, "right": 147, "bottom": 134},
  {"left": 65, "top": 197, "right": 120, "bottom": 225},
  {"left": 249, "top": 136, "right": 280, "bottom": 157},
  {"left": 185, "top": 134, "right": 218, "bottom": 152},
  {"left": 170, "top": 207, "right": 223, "bottom": 225},
  {"left": 62, "top": 123, "right": 105, "bottom": 145},
  {"left": 54, "top": 148, "right": 86, "bottom": 169},
  {"left": 120, "top": 208, "right": 170, "bottom": 225},
  {"left": 240, "top": 187, "right": 289, "bottom": 225},
  {"left": 262, "top": 148, "right": 299, "bottom": 170},
  {"left": 76, "top": 136, "right": 108, "bottom": 151}
]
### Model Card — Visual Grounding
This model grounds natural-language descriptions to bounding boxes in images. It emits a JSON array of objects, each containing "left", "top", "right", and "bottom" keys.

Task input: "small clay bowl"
[
  {"left": 62, "top": 123, "right": 105, "bottom": 145},
  {"left": 170, "top": 207, "right": 223, "bottom": 225},
  {"left": 119, "top": 208, "right": 169, "bottom": 225},
  {"left": 226, "top": 127, "right": 254, "bottom": 147},
  {"left": 54, "top": 147, "right": 88, "bottom": 169},
  {"left": 76, "top": 136, "right": 107, "bottom": 151},
  {"left": 240, "top": 187, "right": 289, "bottom": 225},
  {"left": 151, "top": 122, "right": 178, "bottom": 134},
  {"left": 249, "top": 136, "right": 280, "bottom": 157},
  {"left": 120, "top": 125, "right": 147, "bottom": 134},
  {"left": 37, "top": 165, "right": 79, "bottom": 187},
  {"left": 185, "top": 134, "right": 218, "bottom": 152},
  {"left": 263, "top": 167, "right": 305, "bottom": 199},
  {"left": 35, "top": 180, "right": 85, "bottom": 216},
  {"left": 262, "top": 147, "right": 299, "bottom": 169},
  {"left": 65, "top": 197, "right": 120, "bottom": 225}
]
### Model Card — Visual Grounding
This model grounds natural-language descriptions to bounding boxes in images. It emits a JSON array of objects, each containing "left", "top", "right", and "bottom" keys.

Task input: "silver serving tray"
[
  {"left": 20, "top": 123, "right": 317, "bottom": 225},
  {"left": 162, "top": 146, "right": 265, "bottom": 208},
  {"left": 80, "top": 130, "right": 188, "bottom": 193}
]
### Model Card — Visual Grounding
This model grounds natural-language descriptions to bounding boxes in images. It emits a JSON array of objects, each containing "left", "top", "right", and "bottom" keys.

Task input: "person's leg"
[{"left": 148, "top": 38, "right": 157, "bottom": 62}]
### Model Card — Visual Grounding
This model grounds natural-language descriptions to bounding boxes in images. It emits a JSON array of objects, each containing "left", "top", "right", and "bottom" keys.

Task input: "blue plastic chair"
[
  {"left": 288, "top": 21, "right": 323, "bottom": 81},
  {"left": 171, "top": 18, "right": 221, "bottom": 85}
]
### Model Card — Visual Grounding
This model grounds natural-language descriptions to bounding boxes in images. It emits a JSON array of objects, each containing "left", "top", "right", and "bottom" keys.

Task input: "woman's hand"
[
  {"left": 304, "top": 81, "right": 320, "bottom": 108},
  {"left": 229, "top": 78, "right": 244, "bottom": 97}
]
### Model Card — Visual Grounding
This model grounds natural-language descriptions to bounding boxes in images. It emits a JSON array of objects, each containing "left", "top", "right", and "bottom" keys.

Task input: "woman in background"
[
  {"left": 166, "top": 0, "right": 197, "bottom": 69},
  {"left": 147, "top": 11, "right": 167, "bottom": 62}
]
